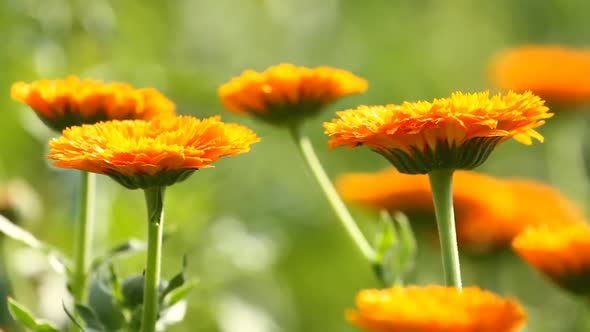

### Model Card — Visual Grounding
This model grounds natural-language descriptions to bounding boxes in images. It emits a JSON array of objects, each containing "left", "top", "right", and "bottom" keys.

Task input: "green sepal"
[
  {"left": 378, "top": 137, "right": 501, "bottom": 174},
  {"left": 106, "top": 169, "right": 196, "bottom": 190},
  {"left": 248, "top": 100, "right": 325, "bottom": 127}
]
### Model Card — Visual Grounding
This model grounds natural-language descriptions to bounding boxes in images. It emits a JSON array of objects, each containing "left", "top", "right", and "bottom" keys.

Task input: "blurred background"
[{"left": 1, "top": 0, "right": 590, "bottom": 331}]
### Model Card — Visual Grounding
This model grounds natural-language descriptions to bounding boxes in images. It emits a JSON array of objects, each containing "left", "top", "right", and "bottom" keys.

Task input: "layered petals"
[
  {"left": 337, "top": 169, "right": 582, "bottom": 251},
  {"left": 513, "top": 223, "right": 590, "bottom": 295},
  {"left": 48, "top": 116, "right": 260, "bottom": 189},
  {"left": 219, "top": 63, "right": 368, "bottom": 125},
  {"left": 347, "top": 286, "right": 526, "bottom": 332},
  {"left": 325, "top": 91, "right": 551, "bottom": 174},
  {"left": 11, "top": 76, "right": 175, "bottom": 131},
  {"left": 491, "top": 46, "right": 590, "bottom": 105}
]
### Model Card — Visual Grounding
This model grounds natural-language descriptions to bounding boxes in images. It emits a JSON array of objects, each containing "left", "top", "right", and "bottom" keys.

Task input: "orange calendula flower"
[
  {"left": 11, "top": 76, "right": 175, "bottom": 131},
  {"left": 347, "top": 286, "right": 526, "bottom": 332},
  {"left": 48, "top": 116, "right": 260, "bottom": 189},
  {"left": 491, "top": 46, "right": 590, "bottom": 105},
  {"left": 337, "top": 169, "right": 582, "bottom": 251},
  {"left": 325, "top": 91, "right": 552, "bottom": 174},
  {"left": 513, "top": 223, "right": 590, "bottom": 295},
  {"left": 218, "top": 63, "right": 368, "bottom": 126},
  {"left": 459, "top": 178, "right": 582, "bottom": 252}
]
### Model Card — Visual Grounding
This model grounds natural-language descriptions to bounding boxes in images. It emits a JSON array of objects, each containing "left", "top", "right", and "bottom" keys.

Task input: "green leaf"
[
  {"left": 121, "top": 275, "right": 145, "bottom": 308},
  {"left": 7, "top": 298, "right": 60, "bottom": 332},
  {"left": 393, "top": 211, "right": 417, "bottom": 274},
  {"left": 63, "top": 302, "right": 84, "bottom": 330},
  {"left": 163, "top": 279, "right": 198, "bottom": 307},
  {"left": 108, "top": 264, "right": 123, "bottom": 302},
  {"left": 161, "top": 271, "right": 185, "bottom": 302},
  {"left": 90, "top": 239, "right": 145, "bottom": 272},
  {"left": 160, "top": 255, "right": 189, "bottom": 302},
  {"left": 373, "top": 210, "right": 398, "bottom": 263},
  {"left": 0, "top": 215, "right": 69, "bottom": 274},
  {"left": 87, "top": 277, "right": 126, "bottom": 332},
  {"left": 75, "top": 304, "right": 105, "bottom": 331}
]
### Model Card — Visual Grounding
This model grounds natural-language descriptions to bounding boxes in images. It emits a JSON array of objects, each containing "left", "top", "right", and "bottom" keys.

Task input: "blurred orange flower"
[
  {"left": 11, "top": 76, "right": 175, "bottom": 131},
  {"left": 491, "top": 46, "right": 590, "bottom": 105},
  {"left": 513, "top": 223, "right": 590, "bottom": 295},
  {"left": 324, "top": 91, "right": 551, "bottom": 174},
  {"left": 347, "top": 286, "right": 526, "bottom": 332},
  {"left": 459, "top": 178, "right": 583, "bottom": 252},
  {"left": 48, "top": 116, "right": 260, "bottom": 189},
  {"left": 219, "top": 63, "right": 368, "bottom": 126},
  {"left": 337, "top": 169, "right": 582, "bottom": 251}
]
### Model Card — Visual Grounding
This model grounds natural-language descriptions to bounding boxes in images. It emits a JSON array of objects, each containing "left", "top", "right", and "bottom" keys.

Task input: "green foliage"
[
  {"left": 1, "top": 1, "right": 589, "bottom": 331},
  {"left": 7, "top": 298, "right": 60, "bottom": 332}
]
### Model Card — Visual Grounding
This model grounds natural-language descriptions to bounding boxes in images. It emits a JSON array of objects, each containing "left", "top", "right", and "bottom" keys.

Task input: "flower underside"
[
  {"left": 48, "top": 116, "right": 260, "bottom": 189},
  {"left": 325, "top": 91, "right": 551, "bottom": 173},
  {"left": 11, "top": 76, "right": 175, "bottom": 131},
  {"left": 219, "top": 63, "right": 368, "bottom": 126}
]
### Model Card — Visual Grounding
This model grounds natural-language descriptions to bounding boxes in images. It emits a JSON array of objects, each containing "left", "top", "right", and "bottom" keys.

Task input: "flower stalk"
[
  {"left": 71, "top": 171, "right": 96, "bottom": 303},
  {"left": 289, "top": 126, "right": 375, "bottom": 263},
  {"left": 141, "top": 186, "right": 166, "bottom": 332},
  {"left": 428, "top": 169, "right": 462, "bottom": 290}
]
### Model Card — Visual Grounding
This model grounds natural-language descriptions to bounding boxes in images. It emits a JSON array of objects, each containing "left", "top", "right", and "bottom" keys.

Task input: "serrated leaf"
[
  {"left": 7, "top": 298, "right": 60, "bottom": 332},
  {"left": 0, "top": 215, "right": 68, "bottom": 274},
  {"left": 163, "top": 279, "right": 198, "bottom": 307}
]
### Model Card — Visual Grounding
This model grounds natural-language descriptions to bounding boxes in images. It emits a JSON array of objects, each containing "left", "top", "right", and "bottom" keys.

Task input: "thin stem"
[
  {"left": 289, "top": 126, "right": 375, "bottom": 262},
  {"left": 71, "top": 171, "right": 96, "bottom": 303},
  {"left": 141, "top": 187, "right": 165, "bottom": 332},
  {"left": 428, "top": 169, "right": 462, "bottom": 290}
]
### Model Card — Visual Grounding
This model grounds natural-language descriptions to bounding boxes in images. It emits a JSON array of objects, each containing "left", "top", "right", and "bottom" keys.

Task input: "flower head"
[
  {"left": 459, "top": 178, "right": 583, "bottom": 252},
  {"left": 11, "top": 76, "right": 175, "bottom": 131},
  {"left": 218, "top": 63, "right": 368, "bottom": 126},
  {"left": 337, "top": 169, "right": 582, "bottom": 251},
  {"left": 490, "top": 46, "right": 590, "bottom": 105},
  {"left": 513, "top": 223, "right": 590, "bottom": 296},
  {"left": 325, "top": 91, "right": 551, "bottom": 174},
  {"left": 48, "top": 116, "right": 260, "bottom": 189},
  {"left": 347, "top": 286, "right": 526, "bottom": 332}
]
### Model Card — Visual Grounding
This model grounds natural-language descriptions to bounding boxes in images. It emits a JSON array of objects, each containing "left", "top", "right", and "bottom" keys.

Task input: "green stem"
[
  {"left": 428, "top": 169, "right": 462, "bottom": 289},
  {"left": 71, "top": 171, "right": 95, "bottom": 303},
  {"left": 289, "top": 126, "right": 375, "bottom": 262},
  {"left": 141, "top": 187, "right": 165, "bottom": 332}
]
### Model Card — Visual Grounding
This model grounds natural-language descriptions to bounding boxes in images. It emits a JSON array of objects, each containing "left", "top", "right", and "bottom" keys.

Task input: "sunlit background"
[{"left": 1, "top": 0, "right": 590, "bottom": 331}]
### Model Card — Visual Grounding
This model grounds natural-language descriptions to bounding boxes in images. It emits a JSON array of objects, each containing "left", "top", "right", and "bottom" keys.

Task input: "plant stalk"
[
  {"left": 141, "top": 186, "right": 165, "bottom": 332},
  {"left": 71, "top": 171, "right": 96, "bottom": 302},
  {"left": 428, "top": 169, "right": 462, "bottom": 289},
  {"left": 289, "top": 126, "right": 375, "bottom": 262}
]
